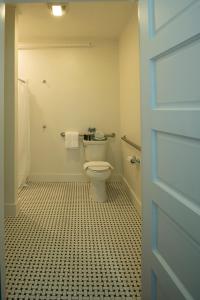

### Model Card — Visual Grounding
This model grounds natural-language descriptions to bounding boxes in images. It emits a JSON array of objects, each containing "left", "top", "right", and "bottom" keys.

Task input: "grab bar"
[
  {"left": 121, "top": 135, "right": 141, "bottom": 151},
  {"left": 60, "top": 132, "right": 115, "bottom": 138},
  {"left": 18, "top": 78, "right": 26, "bottom": 84}
]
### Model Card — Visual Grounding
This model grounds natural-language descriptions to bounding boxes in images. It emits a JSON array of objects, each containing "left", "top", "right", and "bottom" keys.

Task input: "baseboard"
[
  {"left": 29, "top": 173, "right": 122, "bottom": 183},
  {"left": 108, "top": 173, "right": 122, "bottom": 182},
  {"left": 5, "top": 199, "right": 20, "bottom": 217},
  {"left": 29, "top": 173, "right": 89, "bottom": 182},
  {"left": 122, "top": 176, "right": 141, "bottom": 217}
]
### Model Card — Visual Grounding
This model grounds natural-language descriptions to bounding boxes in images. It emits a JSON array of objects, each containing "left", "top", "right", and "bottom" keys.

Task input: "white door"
[
  {"left": 0, "top": 4, "right": 5, "bottom": 300},
  {"left": 139, "top": 0, "right": 200, "bottom": 299}
]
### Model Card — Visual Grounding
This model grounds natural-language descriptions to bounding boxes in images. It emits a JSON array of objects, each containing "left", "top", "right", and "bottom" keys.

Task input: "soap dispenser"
[{"left": 88, "top": 127, "right": 96, "bottom": 140}]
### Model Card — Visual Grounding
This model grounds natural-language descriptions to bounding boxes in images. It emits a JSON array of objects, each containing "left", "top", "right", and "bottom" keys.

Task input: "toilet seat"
[
  {"left": 83, "top": 161, "right": 113, "bottom": 172},
  {"left": 88, "top": 165, "right": 110, "bottom": 172},
  {"left": 83, "top": 161, "right": 113, "bottom": 202}
]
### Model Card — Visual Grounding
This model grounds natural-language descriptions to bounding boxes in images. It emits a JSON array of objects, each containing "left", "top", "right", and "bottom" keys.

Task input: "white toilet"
[{"left": 83, "top": 140, "right": 113, "bottom": 202}]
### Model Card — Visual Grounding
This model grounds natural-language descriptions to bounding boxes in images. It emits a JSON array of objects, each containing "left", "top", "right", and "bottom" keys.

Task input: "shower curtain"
[{"left": 18, "top": 80, "right": 31, "bottom": 188}]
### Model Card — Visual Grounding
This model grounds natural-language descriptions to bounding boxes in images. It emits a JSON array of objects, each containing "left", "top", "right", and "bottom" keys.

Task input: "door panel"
[
  {"left": 153, "top": 0, "right": 195, "bottom": 33},
  {"left": 156, "top": 131, "right": 200, "bottom": 206},
  {"left": 155, "top": 38, "right": 200, "bottom": 107},
  {"left": 157, "top": 208, "right": 200, "bottom": 298},
  {"left": 139, "top": 0, "right": 200, "bottom": 299}
]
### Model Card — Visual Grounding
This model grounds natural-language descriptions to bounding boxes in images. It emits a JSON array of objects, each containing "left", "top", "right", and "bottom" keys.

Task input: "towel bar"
[{"left": 60, "top": 132, "right": 115, "bottom": 138}]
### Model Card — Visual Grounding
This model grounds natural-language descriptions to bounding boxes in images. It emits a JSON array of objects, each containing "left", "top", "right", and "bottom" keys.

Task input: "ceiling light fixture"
[{"left": 48, "top": 4, "right": 67, "bottom": 17}]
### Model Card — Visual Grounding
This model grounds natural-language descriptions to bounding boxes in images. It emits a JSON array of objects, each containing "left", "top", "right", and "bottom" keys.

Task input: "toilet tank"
[{"left": 83, "top": 140, "right": 108, "bottom": 161}]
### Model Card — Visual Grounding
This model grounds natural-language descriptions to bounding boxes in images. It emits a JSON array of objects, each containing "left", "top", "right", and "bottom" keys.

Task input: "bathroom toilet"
[{"left": 83, "top": 140, "right": 113, "bottom": 202}]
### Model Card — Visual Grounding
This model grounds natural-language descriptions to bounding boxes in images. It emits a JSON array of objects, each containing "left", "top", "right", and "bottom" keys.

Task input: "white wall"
[
  {"left": 18, "top": 81, "right": 31, "bottom": 188},
  {"left": 119, "top": 4, "right": 141, "bottom": 213},
  {"left": 18, "top": 40, "right": 121, "bottom": 181},
  {"left": 4, "top": 5, "right": 19, "bottom": 216}
]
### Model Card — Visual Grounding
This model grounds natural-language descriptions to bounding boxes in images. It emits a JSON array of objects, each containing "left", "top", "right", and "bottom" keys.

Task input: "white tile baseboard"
[
  {"left": 29, "top": 173, "right": 122, "bottom": 183},
  {"left": 122, "top": 176, "right": 141, "bottom": 217},
  {"left": 29, "top": 173, "right": 89, "bottom": 182},
  {"left": 5, "top": 199, "right": 20, "bottom": 217}
]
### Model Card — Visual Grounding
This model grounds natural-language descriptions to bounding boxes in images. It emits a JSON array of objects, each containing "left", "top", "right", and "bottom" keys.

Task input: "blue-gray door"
[{"left": 139, "top": 1, "right": 200, "bottom": 299}]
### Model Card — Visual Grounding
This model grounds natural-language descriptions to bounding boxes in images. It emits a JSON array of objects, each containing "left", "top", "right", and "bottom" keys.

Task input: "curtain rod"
[{"left": 18, "top": 42, "right": 93, "bottom": 50}]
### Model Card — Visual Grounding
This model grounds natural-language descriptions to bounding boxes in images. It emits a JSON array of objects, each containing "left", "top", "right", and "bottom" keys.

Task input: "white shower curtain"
[{"left": 18, "top": 81, "right": 31, "bottom": 188}]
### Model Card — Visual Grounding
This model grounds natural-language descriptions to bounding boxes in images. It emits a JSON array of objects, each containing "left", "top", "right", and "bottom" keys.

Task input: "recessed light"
[{"left": 48, "top": 4, "right": 67, "bottom": 17}]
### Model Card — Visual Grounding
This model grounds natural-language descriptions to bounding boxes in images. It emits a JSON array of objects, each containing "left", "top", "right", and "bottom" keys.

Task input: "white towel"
[{"left": 65, "top": 131, "right": 79, "bottom": 149}]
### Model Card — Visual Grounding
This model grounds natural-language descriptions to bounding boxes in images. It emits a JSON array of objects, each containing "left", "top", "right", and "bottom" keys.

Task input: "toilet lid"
[
  {"left": 83, "top": 161, "right": 113, "bottom": 171},
  {"left": 88, "top": 165, "right": 110, "bottom": 171}
]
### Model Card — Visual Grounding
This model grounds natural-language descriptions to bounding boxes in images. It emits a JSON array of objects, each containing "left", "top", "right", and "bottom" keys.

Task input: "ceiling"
[{"left": 17, "top": 1, "right": 135, "bottom": 43}]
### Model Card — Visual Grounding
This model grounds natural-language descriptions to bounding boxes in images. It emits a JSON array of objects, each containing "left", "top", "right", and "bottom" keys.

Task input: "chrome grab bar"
[
  {"left": 18, "top": 78, "right": 26, "bottom": 84},
  {"left": 60, "top": 132, "right": 115, "bottom": 138},
  {"left": 121, "top": 135, "right": 141, "bottom": 151}
]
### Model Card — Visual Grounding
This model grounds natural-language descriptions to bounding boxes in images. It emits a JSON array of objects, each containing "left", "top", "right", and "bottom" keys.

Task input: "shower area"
[
  {"left": 17, "top": 79, "right": 31, "bottom": 189},
  {"left": 4, "top": 2, "right": 142, "bottom": 299}
]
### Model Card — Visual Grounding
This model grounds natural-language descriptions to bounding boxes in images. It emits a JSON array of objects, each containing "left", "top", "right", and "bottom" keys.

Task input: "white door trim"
[{"left": 0, "top": 4, "right": 5, "bottom": 300}]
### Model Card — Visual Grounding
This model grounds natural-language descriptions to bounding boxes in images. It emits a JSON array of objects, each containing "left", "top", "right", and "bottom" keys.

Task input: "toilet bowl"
[
  {"left": 83, "top": 139, "right": 113, "bottom": 202},
  {"left": 84, "top": 161, "right": 113, "bottom": 202}
]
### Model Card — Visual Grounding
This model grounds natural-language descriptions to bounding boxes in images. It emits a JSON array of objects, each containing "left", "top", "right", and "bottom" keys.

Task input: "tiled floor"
[{"left": 5, "top": 182, "right": 141, "bottom": 300}]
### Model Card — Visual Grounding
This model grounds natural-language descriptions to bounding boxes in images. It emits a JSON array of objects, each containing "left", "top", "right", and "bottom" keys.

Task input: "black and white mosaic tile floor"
[{"left": 5, "top": 182, "right": 141, "bottom": 300}]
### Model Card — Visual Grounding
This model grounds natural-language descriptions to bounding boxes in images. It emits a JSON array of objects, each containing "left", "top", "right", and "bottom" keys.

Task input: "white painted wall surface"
[
  {"left": 4, "top": 5, "right": 19, "bottom": 216},
  {"left": 18, "top": 81, "right": 31, "bottom": 188},
  {"left": 18, "top": 40, "right": 121, "bottom": 181},
  {"left": 119, "top": 4, "right": 141, "bottom": 212}
]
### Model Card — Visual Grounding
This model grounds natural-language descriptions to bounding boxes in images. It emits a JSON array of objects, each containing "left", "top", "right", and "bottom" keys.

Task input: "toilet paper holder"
[{"left": 128, "top": 155, "right": 140, "bottom": 165}]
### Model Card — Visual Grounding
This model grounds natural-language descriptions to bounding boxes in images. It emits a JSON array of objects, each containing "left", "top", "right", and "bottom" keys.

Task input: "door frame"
[
  {"left": 0, "top": 4, "right": 5, "bottom": 300},
  {"left": 0, "top": 1, "right": 142, "bottom": 299}
]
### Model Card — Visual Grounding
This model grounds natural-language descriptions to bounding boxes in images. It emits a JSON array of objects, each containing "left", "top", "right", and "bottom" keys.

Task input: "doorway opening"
[{"left": 4, "top": 1, "right": 142, "bottom": 299}]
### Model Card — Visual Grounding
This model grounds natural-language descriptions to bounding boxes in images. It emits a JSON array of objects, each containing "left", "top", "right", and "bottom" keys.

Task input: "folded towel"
[
  {"left": 65, "top": 131, "right": 79, "bottom": 149},
  {"left": 83, "top": 161, "right": 113, "bottom": 170}
]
